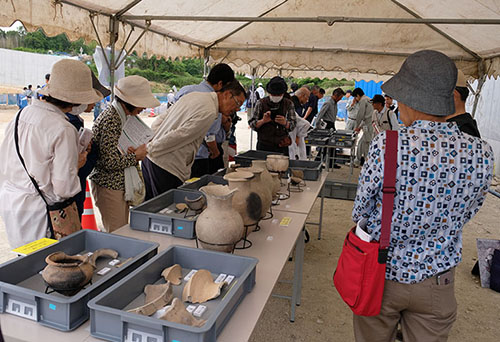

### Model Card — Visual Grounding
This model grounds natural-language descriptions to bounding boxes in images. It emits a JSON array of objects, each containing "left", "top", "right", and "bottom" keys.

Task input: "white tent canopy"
[{"left": 2, "top": 0, "right": 500, "bottom": 81}]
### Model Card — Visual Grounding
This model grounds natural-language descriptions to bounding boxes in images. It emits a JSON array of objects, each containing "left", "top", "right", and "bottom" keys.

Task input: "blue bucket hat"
[{"left": 381, "top": 50, "right": 457, "bottom": 116}]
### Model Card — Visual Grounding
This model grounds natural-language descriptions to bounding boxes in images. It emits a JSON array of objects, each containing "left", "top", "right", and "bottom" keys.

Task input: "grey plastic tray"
[
  {"left": 0, "top": 230, "right": 158, "bottom": 331},
  {"left": 179, "top": 175, "right": 228, "bottom": 193},
  {"left": 130, "top": 189, "right": 206, "bottom": 239},
  {"left": 88, "top": 245, "right": 258, "bottom": 342},
  {"left": 323, "top": 179, "right": 358, "bottom": 200},
  {"left": 234, "top": 150, "right": 283, "bottom": 167},
  {"left": 289, "top": 160, "right": 322, "bottom": 181}
]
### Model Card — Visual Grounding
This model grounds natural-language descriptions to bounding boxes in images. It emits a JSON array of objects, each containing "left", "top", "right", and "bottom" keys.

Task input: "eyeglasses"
[{"left": 231, "top": 94, "right": 242, "bottom": 108}]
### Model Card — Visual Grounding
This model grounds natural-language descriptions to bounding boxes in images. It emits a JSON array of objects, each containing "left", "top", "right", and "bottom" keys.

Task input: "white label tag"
[
  {"left": 108, "top": 259, "right": 120, "bottom": 266},
  {"left": 184, "top": 269, "right": 198, "bottom": 282},
  {"left": 267, "top": 236, "right": 274, "bottom": 241},
  {"left": 215, "top": 273, "right": 227, "bottom": 284},
  {"left": 186, "top": 305, "right": 197, "bottom": 314},
  {"left": 193, "top": 305, "right": 206, "bottom": 317},
  {"left": 225, "top": 275, "right": 235, "bottom": 285},
  {"left": 86, "top": 252, "right": 93, "bottom": 257},
  {"left": 97, "top": 267, "right": 111, "bottom": 275}
]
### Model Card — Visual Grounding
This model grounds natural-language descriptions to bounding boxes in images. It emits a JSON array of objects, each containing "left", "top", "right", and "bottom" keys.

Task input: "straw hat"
[
  {"left": 38, "top": 59, "right": 103, "bottom": 104},
  {"left": 114, "top": 75, "right": 160, "bottom": 108}
]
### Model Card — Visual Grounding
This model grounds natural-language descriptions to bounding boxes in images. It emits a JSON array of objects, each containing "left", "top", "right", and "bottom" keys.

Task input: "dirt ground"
[{"left": 0, "top": 107, "right": 499, "bottom": 341}]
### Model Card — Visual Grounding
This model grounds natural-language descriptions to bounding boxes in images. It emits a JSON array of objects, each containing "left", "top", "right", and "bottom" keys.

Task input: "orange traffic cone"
[
  {"left": 148, "top": 108, "right": 155, "bottom": 117},
  {"left": 82, "top": 180, "right": 99, "bottom": 231}
]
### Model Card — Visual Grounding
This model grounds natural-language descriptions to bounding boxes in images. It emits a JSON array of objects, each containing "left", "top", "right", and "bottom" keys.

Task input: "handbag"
[
  {"left": 14, "top": 109, "right": 81, "bottom": 240},
  {"left": 333, "top": 130, "right": 398, "bottom": 316}
]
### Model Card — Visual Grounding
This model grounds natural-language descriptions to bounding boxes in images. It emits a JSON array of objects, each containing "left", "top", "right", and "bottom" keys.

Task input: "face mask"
[
  {"left": 269, "top": 95, "right": 283, "bottom": 103},
  {"left": 69, "top": 104, "right": 87, "bottom": 115}
]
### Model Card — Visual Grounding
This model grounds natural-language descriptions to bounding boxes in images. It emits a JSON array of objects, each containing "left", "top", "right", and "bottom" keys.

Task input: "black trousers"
[
  {"left": 190, "top": 158, "right": 210, "bottom": 178},
  {"left": 256, "top": 141, "right": 289, "bottom": 156},
  {"left": 208, "top": 143, "right": 225, "bottom": 174},
  {"left": 142, "top": 157, "right": 183, "bottom": 201}
]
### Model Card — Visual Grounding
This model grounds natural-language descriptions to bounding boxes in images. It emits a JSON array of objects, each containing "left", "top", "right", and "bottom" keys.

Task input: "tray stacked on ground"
[
  {"left": 88, "top": 245, "right": 258, "bottom": 342},
  {"left": 234, "top": 150, "right": 283, "bottom": 167},
  {"left": 0, "top": 230, "right": 158, "bottom": 331},
  {"left": 130, "top": 189, "right": 207, "bottom": 239}
]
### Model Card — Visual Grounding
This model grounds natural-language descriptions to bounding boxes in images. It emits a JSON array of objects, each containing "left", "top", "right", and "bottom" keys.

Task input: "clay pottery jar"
[
  {"left": 252, "top": 160, "right": 274, "bottom": 194},
  {"left": 223, "top": 171, "right": 262, "bottom": 229},
  {"left": 269, "top": 172, "right": 281, "bottom": 200},
  {"left": 196, "top": 184, "right": 244, "bottom": 253},
  {"left": 237, "top": 167, "right": 272, "bottom": 219},
  {"left": 42, "top": 248, "right": 118, "bottom": 296},
  {"left": 266, "top": 155, "right": 289, "bottom": 172}
]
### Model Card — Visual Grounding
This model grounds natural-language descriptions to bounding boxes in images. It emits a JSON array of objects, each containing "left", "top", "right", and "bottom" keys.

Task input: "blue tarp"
[{"left": 354, "top": 80, "right": 384, "bottom": 98}]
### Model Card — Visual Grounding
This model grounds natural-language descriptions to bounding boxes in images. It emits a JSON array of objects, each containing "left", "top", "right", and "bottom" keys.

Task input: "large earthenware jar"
[
  {"left": 223, "top": 171, "right": 262, "bottom": 228},
  {"left": 197, "top": 184, "right": 244, "bottom": 253},
  {"left": 269, "top": 172, "right": 281, "bottom": 200},
  {"left": 252, "top": 160, "right": 274, "bottom": 193},
  {"left": 266, "top": 155, "right": 289, "bottom": 172},
  {"left": 237, "top": 167, "right": 272, "bottom": 219}
]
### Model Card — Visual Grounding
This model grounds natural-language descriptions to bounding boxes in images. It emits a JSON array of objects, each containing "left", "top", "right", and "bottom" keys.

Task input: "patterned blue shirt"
[{"left": 352, "top": 120, "right": 494, "bottom": 284}]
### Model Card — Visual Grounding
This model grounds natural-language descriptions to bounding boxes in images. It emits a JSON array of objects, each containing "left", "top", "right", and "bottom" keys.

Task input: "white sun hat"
[
  {"left": 114, "top": 75, "right": 160, "bottom": 108},
  {"left": 38, "top": 59, "right": 103, "bottom": 104}
]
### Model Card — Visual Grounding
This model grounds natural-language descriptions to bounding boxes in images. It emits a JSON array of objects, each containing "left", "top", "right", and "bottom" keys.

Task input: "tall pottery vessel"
[{"left": 196, "top": 185, "right": 244, "bottom": 253}]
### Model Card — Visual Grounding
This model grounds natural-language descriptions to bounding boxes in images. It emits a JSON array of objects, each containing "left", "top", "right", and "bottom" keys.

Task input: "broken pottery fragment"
[
  {"left": 291, "top": 169, "right": 304, "bottom": 180},
  {"left": 128, "top": 282, "right": 173, "bottom": 316},
  {"left": 184, "top": 195, "right": 206, "bottom": 211},
  {"left": 42, "top": 248, "right": 118, "bottom": 296},
  {"left": 159, "top": 298, "right": 205, "bottom": 327},
  {"left": 161, "top": 264, "right": 182, "bottom": 285},
  {"left": 175, "top": 203, "right": 188, "bottom": 212},
  {"left": 182, "top": 269, "right": 224, "bottom": 304}
]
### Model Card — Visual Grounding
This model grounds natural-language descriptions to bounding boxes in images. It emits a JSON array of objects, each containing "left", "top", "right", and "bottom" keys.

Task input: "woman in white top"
[{"left": 0, "top": 59, "right": 102, "bottom": 248}]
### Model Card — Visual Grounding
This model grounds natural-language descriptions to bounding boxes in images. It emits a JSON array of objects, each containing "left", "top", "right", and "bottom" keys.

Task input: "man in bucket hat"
[
  {"left": 350, "top": 50, "right": 494, "bottom": 341},
  {"left": 249, "top": 76, "right": 297, "bottom": 154},
  {"left": 0, "top": 59, "right": 103, "bottom": 248}
]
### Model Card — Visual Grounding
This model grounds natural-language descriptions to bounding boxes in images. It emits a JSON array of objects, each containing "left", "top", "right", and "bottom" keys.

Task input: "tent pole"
[
  {"left": 114, "top": 21, "right": 151, "bottom": 70},
  {"left": 203, "top": 49, "right": 210, "bottom": 79},
  {"left": 250, "top": 67, "right": 256, "bottom": 149},
  {"left": 109, "top": 17, "right": 119, "bottom": 100},
  {"left": 89, "top": 13, "right": 111, "bottom": 71},
  {"left": 471, "top": 61, "right": 488, "bottom": 118}
]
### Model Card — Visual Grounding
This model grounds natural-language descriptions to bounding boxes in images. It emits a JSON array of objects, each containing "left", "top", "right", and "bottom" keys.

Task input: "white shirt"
[
  {"left": 0, "top": 100, "right": 80, "bottom": 248},
  {"left": 372, "top": 106, "right": 400, "bottom": 134},
  {"left": 288, "top": 116, "right": 311, "bottom": 160},
  {"left": 256, "top": 86, "right": 265, "bottom": 99}
]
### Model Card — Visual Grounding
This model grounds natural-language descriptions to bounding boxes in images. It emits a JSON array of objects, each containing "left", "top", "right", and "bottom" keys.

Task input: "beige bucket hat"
[
  {"left": 38, "top": 59, "right": 103, "bottom": 104},
  {"left": 114, "top": 75, "right": 160, "bottom": 108}
]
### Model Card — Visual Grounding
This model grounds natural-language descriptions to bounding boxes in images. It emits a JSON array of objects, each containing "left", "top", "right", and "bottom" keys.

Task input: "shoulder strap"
[
  {"left": 378, "top": 130, "right": 398, "bottom": 263},
  {"left": 14, "top": 109, "right": 49, "bottom": 207}
]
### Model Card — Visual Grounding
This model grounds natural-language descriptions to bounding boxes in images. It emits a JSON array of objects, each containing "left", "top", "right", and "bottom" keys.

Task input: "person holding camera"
[{"left": 249, "top": 76, "right": 297, "bottom": 155}]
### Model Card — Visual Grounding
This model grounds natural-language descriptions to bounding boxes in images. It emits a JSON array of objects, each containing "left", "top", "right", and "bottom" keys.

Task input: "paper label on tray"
[
  {"left": 97, "top": 267, "right": 111, "bottom": 275},
  {"left": 215, "top": 273, "right": 227, "bottom": 284},
  {"left": 11, "top": 238, "right": 58, "bottom": 256},
  {"left": 280, "top": 217, "right": 292, "bottom": 226},
  {"left": 193, "top": 305, "right": 206, "bottom": 317},
  {"left": 225, "top": 275, "right": 235, "bottom": 285},
  {"left": 109, "top": 259, "right": 121, "bottom": 266},
  {"left": 186, "top": 304, "right": 197, "bottom": 313},
  {"left": 184, "top": 269, "right": 198, "bottom": 282}
]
